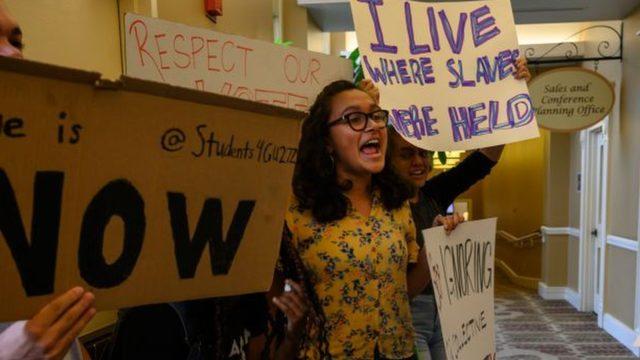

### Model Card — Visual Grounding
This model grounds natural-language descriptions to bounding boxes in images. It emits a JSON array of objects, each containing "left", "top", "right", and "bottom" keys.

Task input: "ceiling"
[{"left": 299, "top": 0, "right": 640, "bottom": 32}]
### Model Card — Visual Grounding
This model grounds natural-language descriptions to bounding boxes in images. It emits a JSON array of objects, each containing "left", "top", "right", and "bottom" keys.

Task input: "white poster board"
[
  {"left": 125, "top": 13, "right": 353, "bottom": 112},
  {"left": 350, "top": 0, "right": 539, "bottom": 151},
  {"left": 423, "top": 218, "right": 497, "bottom": 360}
]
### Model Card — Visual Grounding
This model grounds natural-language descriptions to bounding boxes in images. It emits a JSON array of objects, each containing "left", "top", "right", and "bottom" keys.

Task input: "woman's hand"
[
  {"left": 25, "top": 287, "right": 96, "bottom": 360},
  {"left": 514, "top": 57, "right": 531, "bottom": 82},
  {"left": 272, "top": 280, "right": 309, "bottom": 341},
  {"left": 358, "top": 79, "right": 380, "bottom": 104},
  {"left": 433, "top": 213, "right": 465, "bottom": 235}
]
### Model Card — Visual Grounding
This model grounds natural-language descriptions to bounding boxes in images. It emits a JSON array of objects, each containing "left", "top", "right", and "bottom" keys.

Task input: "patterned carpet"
[{"left": 495, "top": 273, "right": 637, "bottom": 359}]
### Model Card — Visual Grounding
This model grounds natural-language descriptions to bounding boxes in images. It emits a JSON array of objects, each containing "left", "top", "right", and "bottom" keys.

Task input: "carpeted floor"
[{"left": 495, "top": 273, "right": 637, "bottom": 359}]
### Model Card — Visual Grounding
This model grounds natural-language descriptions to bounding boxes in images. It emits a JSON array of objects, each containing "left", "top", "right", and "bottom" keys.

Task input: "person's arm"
[
  {"left": 433, "top": 213, "right": 465, "bottom": 235},
  {"left": 0, "top": 287, "right": 96, "bottom": 360},
  {"left": 479, "top": 145, "right": 504, "bottom": 163},
  {"left": 273, "top": 280, "right": 308, "bottom": 360},
  {"left": 405, "top": 206, "right": 429, "bottom": 298},
  {"left": 422, "top": 151, "right": 498, "bottom": 211}
]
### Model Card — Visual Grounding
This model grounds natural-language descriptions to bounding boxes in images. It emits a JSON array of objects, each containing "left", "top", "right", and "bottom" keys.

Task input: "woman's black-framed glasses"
[{"left": 328, "top": 109, "right": 390, "bottom": 132}]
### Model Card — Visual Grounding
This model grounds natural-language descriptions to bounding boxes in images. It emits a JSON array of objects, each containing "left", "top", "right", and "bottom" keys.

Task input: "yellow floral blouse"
[{"left": 284, "top": 192, "right": 419, "bottom": 359}]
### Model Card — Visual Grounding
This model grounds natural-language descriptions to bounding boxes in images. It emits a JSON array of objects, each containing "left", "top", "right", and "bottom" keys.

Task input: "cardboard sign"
[
  {"left": 124, "top": 13, "right": 353, "bottom": 112},
  {"left": 0, "top": 57, "right": 300, "bottom": 321},
  {"left": 529, "top": 67, "right": 615, "bottom": 132},
  {"left": 350, "top": 0, "right": 539, "bottom": 151},
  {"left": 423, "top": 218, "right": 497, "bottom": 360}
]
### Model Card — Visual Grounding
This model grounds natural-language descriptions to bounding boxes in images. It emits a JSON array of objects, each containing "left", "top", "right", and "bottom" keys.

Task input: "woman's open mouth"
[{"left": 360, "top": 138, "right": 382, "bottom": 157}]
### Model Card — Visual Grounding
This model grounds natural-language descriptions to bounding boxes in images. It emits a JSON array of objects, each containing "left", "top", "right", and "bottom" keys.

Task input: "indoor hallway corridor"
[{"left": 495, "top": 272, "right": 636, "bottom": 359}]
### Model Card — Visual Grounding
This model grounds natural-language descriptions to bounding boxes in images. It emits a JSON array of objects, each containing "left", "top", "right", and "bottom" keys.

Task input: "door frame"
[
  {"left": 578, "top": 119, "right": 609, "bottom": 327},
  {"left": 635, "top": 167, "right": 640, "bottom": 343}
]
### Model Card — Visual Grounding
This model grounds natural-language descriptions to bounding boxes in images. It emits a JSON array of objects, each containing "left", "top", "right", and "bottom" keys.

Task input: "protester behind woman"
[
  {"left": 0, "top": 2, "right": 96, "bottom": 359},
  {"left": 361, "top": 58, "right": 531, "bottom": 360}
]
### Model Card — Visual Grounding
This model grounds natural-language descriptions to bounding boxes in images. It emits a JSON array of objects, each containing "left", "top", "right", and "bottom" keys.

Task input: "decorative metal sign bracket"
[{"left": 525, "top": 24, "right": 623, "bottom": 65}]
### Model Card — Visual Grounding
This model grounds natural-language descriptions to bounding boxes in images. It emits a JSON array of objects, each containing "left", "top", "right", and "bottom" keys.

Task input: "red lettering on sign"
[
  {"left": 236, "top": 46, "right": 253, "bottom": 78},
  {"left": 283, "top": 54, "right": 321, "bottom": 85},
  {"left": 206, "top": 39, "right": 220, "bottom": 72},
  {"left": 173, "top": 34, "right": 191, "bottom": 69},
  {"left": 190, "top": 36, "right": 205, "bottom": 70},
  {"left": 154, "top": 33, "right": 170, "bottom": 70},
  {"left": 128, "top": 19, "right": 165, "bottom": 81},
  {"left": 221, "top": 41, "right": 236, "bottom": 72}
]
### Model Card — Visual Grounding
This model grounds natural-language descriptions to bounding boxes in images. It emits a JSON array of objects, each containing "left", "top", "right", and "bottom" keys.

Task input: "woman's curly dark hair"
[{"left": 292, "top": 80, "right": 414, "bottom": 222}]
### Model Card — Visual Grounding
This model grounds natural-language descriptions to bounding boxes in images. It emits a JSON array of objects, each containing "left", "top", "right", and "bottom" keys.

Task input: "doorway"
[{"left": 579, "top": 121, "right": 608, "bottom": 326}]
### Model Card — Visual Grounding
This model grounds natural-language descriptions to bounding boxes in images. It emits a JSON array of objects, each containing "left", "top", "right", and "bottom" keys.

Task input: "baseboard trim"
[
  {"left": 495, "top": 258, "right": 539, "bottom": 289},
  {"left": 538, "top": 282, "right": 567, "bottom": 300},
  {"left": 602, "top": 313, "right": 640, "bottom": 356},
  {"left": 565, "top": 288, "right": 581, "bottom": 309},
  {"left": 537, "top": 282, "right": 582, "bottom": 311}
]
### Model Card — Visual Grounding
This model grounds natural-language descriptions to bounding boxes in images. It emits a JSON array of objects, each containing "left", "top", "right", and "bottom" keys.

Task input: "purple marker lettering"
[
  {"left": 470, "top": 5, "right": 501, "bottom": 47},
  {"left": 363, "top": 55, "right": 388, "bottom": 84},
  {"left": 449, "top": 106, "right": 471, "bottom": 142},
  {"left": 489, "top": 100, "right": 499, "bottom": 129},
  {"left": 358, "top": 0, "right": 398, "bottom": 54},
  {"left": 508, "top": 94, "right": 534, "bottom": 127},
  {"left": 497, "top": 50, "right": 514, "bottom": 80},
  {"left": 408, "top": 105, "right": 425, "bottom": 140},
  {"left": 476, "top": 55, "right": 497, "bottom": 84},
  {"left": 421, "top": 106, "right": 439, "bottom": 136},
  {"left": 391, "top": 108, "right": 413, "bottom": 136},
  {"left": 405, "top": 1, "right": 430, "bottom": 55},
  {"left": 447, "top": 58, "right": 460, "bottom": 88},
  {"left": 409, "top": 59, "right": 425, "bottom": 85},
  {"left": 397, "top": 59, "right": 412, "bottom": 84},
  {"left": 438, "top": 10, "right": 467, "bottom": 55},
  {"left": 469, "top": 102, "right": 492, "bottom": 136},
  {"left": 382, "top": 58, "right": 401, "bottom": 85},
  {"left": 447, "top": 59, "right": 475, "bottom": 87},
  {"left": 427, "top": 7, "right": 440, "bottom": 51},
  {"left": 419, "top": 57, "right": 436, "bottom": 83}
]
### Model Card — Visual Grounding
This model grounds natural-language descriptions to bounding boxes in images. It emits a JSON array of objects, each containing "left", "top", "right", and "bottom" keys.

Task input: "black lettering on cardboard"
[
  {"left": 79, "top": 179, "right": 145, "bottom": 288},
  {"left": 0, "top": 169, "right": 63, "bottom": 296},
  {"left": 167, "top": 193, "right": 255, "bottom": 278}
]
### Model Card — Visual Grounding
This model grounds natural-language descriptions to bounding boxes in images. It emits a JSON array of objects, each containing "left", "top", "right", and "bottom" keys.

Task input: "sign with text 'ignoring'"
[
  {"left": 125, "top": 13, "right": 353, "bottom": 112},
  {"left": 350, "top": 0, "right": 539, "bottom": 151},
  {"left": 423, "top": 218, "right": 497, "bottom": 360}
]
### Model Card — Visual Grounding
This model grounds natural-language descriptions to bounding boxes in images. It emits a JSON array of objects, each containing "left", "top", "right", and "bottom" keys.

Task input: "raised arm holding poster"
[
  {"left": 423, "top": 218, "right": 497, "bottom": 360},
  {"left": 350, "top": 0, "right": 539, "bottom": 151}
]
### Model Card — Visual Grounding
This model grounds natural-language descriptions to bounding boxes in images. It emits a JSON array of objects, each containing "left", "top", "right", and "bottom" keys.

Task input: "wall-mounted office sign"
[{"left": 529, "top": 67, "right": 615, "bottom": 132}]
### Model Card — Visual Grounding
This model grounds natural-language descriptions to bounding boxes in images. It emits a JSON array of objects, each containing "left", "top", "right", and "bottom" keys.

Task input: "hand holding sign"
[
  {"left": 25, "top": 287, "right": 95, "bottom": 360},
  {"left": 433, "top": 213, "right": 465, "bottom": 234},
  {"left": 350, "top": 0, "right": 539, "bottom": 151}
]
